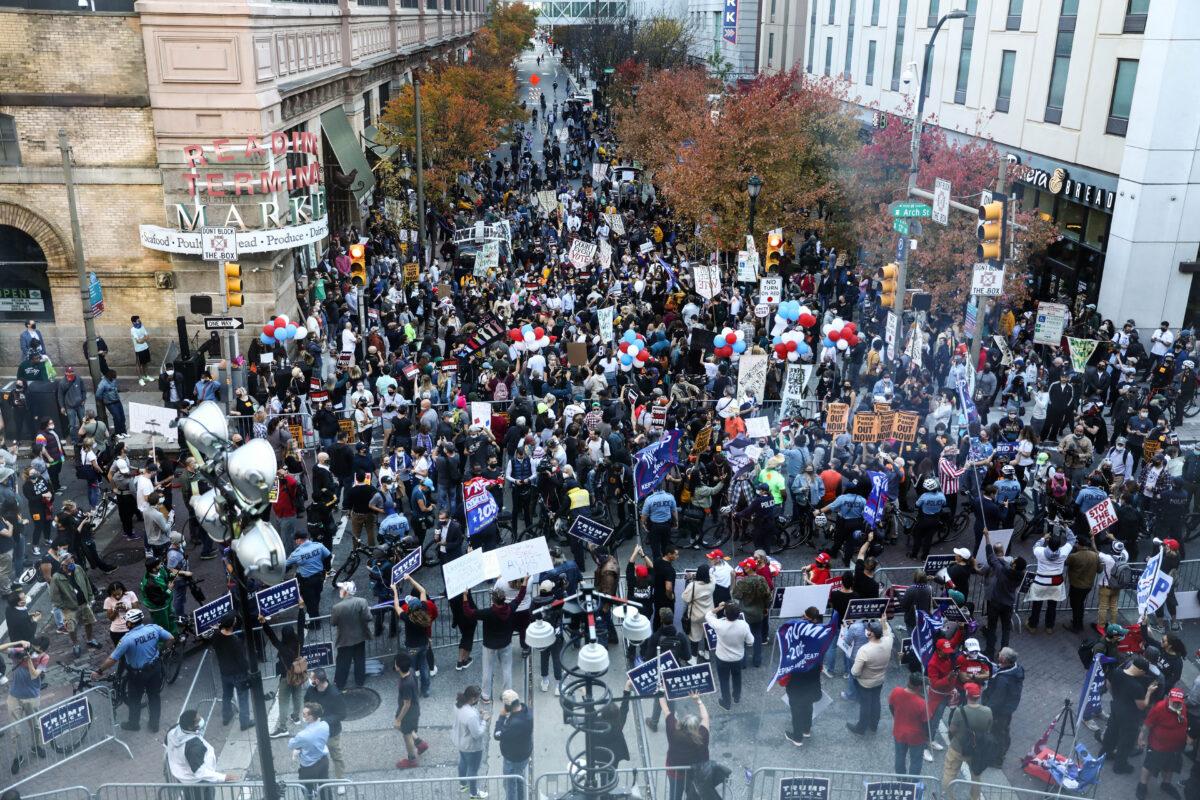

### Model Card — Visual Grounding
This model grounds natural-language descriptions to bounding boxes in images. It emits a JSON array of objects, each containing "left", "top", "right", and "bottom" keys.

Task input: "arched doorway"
[{"left": 0, "top": 224, "right": 55, "bottom": 322}]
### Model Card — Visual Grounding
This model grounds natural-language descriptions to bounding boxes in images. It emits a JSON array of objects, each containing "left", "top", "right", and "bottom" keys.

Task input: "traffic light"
[
  {"left": 348, "top": 242, "right": 367, "bottom": 286},
  {"left": 764, "top": 231, "right": 784, "bottom": 272},
  {"left": 879, "top": 262, "right": 899, "bottom": 308},
  {"left": 223, "top": 262, "right": 242, "bottom": 307},
  {"left": 978, "top": 199, "right": 1008, "bottom": 263}
]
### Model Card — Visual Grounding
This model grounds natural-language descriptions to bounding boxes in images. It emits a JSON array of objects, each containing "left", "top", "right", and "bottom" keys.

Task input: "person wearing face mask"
[
  {"left": 48, "top": 552, "right": 100, "bottom": 658},
  {"left": 1128, "top": 406, "right": 1155, "bottom": 472},
  {"left": 35, "top": 418, "right": 64, "bottom": 495},
  {"left": 56, "top": 366, "right": 87, "bottom": 444},
  {"left": 165, "top": 709, "right": 239, "bottom": 796},
  {"left": 1103, "top": 437, "right": 1135, "bottom": 485},
  {"left": 129, "top": 315, "right": 152, "bottom": 386},
  {"left": 158, "top": 364, "right": 186, "bottom": 410}
]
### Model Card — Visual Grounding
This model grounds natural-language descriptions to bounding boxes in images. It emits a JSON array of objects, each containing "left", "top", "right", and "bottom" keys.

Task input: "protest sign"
[
  {"left": 470, "top": 402, "right": 492, "bottom": 431},
  {"left": 824, "top": 403, "right": 849, "bottom": 434},
  {"left": 892, "top": 411, "right": 920, "bottom": 442},
  {"left": 923, "top": 554, "right": 955, "bottom": 575},
  {"left": 568, "top": 515, "right": 613, "bottom": 547},
  {"left": 443, "top": 548, "right": 488, "bottom": 598},
  {"left": 843, "top": 597, "right": 890, "bottom": 622},
  {"left": 876, "top": 410, "right": 896, "bottom": 439},
  {"left": 301, "top": 642, "right": 334, "bottom": 669},
  {"left": 993, "top": 334, "right": 1013, "bottom": 366},
  {"left": 864, "top": 783, "right": 920, "bottom": 800},
  {"left": 604, "top": 212, "right": 625, "bottom": 236},
  {"left": 598, "top": 307, "right": 615, "bottom": 342},
  {"left": 463, "top": 476, "right": 500, "bottom": 536},
  {"left": 977, "top": 528, "right": 1014, "bottom": 563},
  {"left": 736, "top": 251, "right": 757, "bottom": 283},
  {"left": 254, "top": 579, "right": 300, "bottom": 618},
  {"left": 391, "top": 548, "right": 423, "bottom": 585},
  {"left": 737, "top": 354, "right": 769, "bottom": 404},
  {"left": 780, "top": 364, "right": 814, "bottom": 420},
  {"left": 638, "top": 241, "right": 655, "bottom": 255},
  {"left": 537, "top": 190, "right": 557, "bottom": 214},
  {"left": 569, "top": 239, "right": 597, "bottom": 270},
  {"left": 661, "top": 662, "right": 717, "bottom": 699},
  {"left": 778, "top": 777, "right": 830, "bottom": 800},
  {"left": 703, "top": 622, "right": 718, "bottom": 651},
  {"left": 744, "top": 416, "right": 771, "bottom": 439},
  {"left": 1085, "top": 498, "right": 1117, "bottom": 535},
  {"left": 402, "top": 262, "right": 419, "bottom": 284},
  {"left": 778, "top": 584, "right": 832, "bottom": 618},
  {"left": 39, "top": 696, "right": 91, "bottom": 745},
  {"left": 567, "top": 341, "right": 589, "bottom": 367},
  {"left": 934, "top": 597, "right": 969, "bottom": 623},
  {"left": 693, "top": 265, "right": 720, "bottom": 300},
  {"left": 1067, "top": 338, "right": 1099, "bottom": 372},
  {"left": 852, "top": 412, "right": 880, "bottom": 443},
  {"left": 627, "top": 651, "right": 679, "bottom": 697},
  {"left": 592, "top": 162, "right": 608, "bottom": 182},
  {"left": 497, "top": 535, "right": 553, "bottom": 581},
  {"left": 598, "top": 239, "right": 613, "bottom": 269},
  {"left": 477, "top": 241, "right": 499, "bottom": 276},
  {"left": 193, "top": 593, "right": 234, "bottom": 635},
  {"left": 771, "top": 618, "right": 836, "bottom": 687},
  {"left": 690, "top": 424, "right": 713, "bottom": 459}
]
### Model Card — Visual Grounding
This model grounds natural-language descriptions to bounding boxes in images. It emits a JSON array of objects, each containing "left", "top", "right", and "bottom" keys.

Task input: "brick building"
[{"left": 0, "top": 0, "right": 484, "bottom": 370}]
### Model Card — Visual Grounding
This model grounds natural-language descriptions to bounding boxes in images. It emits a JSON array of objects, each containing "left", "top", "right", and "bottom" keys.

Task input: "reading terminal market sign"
[{"left": 139, "top": 134, "right": 329, "bottom": 256}]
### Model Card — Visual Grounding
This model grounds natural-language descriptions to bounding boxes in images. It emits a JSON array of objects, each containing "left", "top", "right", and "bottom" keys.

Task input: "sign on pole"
[
  {"left": 892, "top": 219, "right": 909, "bottom": 235},
  {"left": 932, "top": 178, "right": 951, "bottom": 226},
  {"left": 693, "top": 265, "right": 720, "bottom": 300},
  {"left": 971, "top": 264, "right": 1005, "bottom": 296},
  {"left": 204, "top": 317, "right": 245, "bottom": 330},
  {"left": 759, "top": 275, "right": 783, "bottom": 305},
  {"left": 201, "top": 226, "right": 238, "bottom": 262},
  {"left": 1033, "top": 302, "right": 1069, "bottom": 346},
  {"left": 88, "top": 272, "right": 104, "bottom": 318},
  {"left": 891, "top": 202, "right": 932, "bottom": 219}
]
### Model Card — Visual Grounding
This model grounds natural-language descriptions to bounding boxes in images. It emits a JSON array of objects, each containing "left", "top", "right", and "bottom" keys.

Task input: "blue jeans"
[
  {"left": 502, "top": 758, "right": 528, "bottom": 800},
  {"left": 106, "top": 402, "right": 126, "bottom": 435},
  {"left": 436, "top": 485, "right": 460, "bottom": 517},
  {"left": 87, "top": 482, "right": 101, "bottom": 509},
  {"left": 458, "top": 749, "right": 484, "bottom": 794},
  {"left": 408, "top": 644, "right": 432, "bottom": 697},
  {"left": 742, "top": 616, "right": 769, "bottom": 668},
  {"left": 221, "top": 673, "right": 251, "bottom": 726},
  {"left": 825, "top": 639, "right": 851, "bottom": 674},
  {"left": 894, "top": 741, "right": 923, "bottom": 776}
]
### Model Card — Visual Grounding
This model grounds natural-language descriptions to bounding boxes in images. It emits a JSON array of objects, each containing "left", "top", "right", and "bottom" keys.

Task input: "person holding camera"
[
  {"left": 494, "top": 689, "right": 534, "bottom": 800},
  {"left": 3, "top": 641, "right": 46, "bottom": 767}
]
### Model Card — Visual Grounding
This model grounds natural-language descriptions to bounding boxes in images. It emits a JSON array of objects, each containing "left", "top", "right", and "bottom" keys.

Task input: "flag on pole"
[
  {"left": 911, "top": 608, "right": 944, "bottom": 668},
  {"left": 864, "top": 471, "right": 889, "bottom": 528},
  {"left": 1076, "top": 653, "right": 1114, "bottom": 728},
  {"left": 956, "top": 378, "right": 980, "bottom": 426}
]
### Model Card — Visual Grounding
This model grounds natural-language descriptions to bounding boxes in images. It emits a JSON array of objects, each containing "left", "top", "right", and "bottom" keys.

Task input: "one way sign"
[{"left": 204, "top": 317, "right": 244, "bottom": 330}]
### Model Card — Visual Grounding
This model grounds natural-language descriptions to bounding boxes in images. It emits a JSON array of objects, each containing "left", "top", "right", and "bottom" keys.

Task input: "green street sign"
[
  {"left": 603, "top": 67, "right": 615, "bottom": 74},
  {"left": 893, "top": 219, "right": 910, "bottom": 234},
  {"left": 892, "top": 202, "right": 932, "bottom": 219}
]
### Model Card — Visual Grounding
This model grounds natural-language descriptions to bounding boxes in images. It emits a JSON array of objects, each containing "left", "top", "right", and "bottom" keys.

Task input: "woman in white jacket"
[
  {"left": 1027, "top": 528, "right": 1074, "bottom": 634},
  {"left": 682, "top": 564, "right": 716, "bottom": 662},
  {"left": 451, "top": 685, "right": 489, "bottom": 799},
  {"left": 165, "top": 710, "right": 237, "bottom": 795}
]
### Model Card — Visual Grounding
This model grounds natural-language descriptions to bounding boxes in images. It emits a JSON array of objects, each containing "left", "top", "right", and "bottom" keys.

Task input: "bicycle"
[
  {"left": 331, "top": 544, "right": 377, "bottom": 585},
  {"left": 44, "top": 667, "right": 129, "bottom": 755},
  {"left": 162, "top": 610, "right": 214, "bottom": 685}
]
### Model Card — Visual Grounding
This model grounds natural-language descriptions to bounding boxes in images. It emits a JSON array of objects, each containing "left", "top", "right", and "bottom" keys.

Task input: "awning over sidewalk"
[
  {"left": 320, "top": 107, "right": 376, "bottom": 204},
  {"left": 362, "top": 125, "right": 400, "bottom": 163}
]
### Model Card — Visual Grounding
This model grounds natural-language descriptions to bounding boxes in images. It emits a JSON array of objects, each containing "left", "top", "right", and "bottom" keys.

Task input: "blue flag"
[
  {"left": 956, "top": 378, "right": 979, "bottom": 426},
  {"left": 634, "top": 430, "right": 682, "bottom": 498},
  {"left": 770, "top": 612, "right": 839, "bottom": 688},
  {"left": 911, "top": 609, "right": 944, "bottom": 668},
  {"left": 1077, "top": 653, "right": 1113, "bottom": 727},
  {"left": 656, "top": 256, "right": 681, "bottom": 291},
  {"left": 864, "top": 470, "right": 889, "bottom": 528}
]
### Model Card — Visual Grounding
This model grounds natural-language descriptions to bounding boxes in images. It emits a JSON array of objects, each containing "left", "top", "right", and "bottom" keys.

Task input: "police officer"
[
  {"left": 910, "top": 478, "right": 947, "bottom": 561},
  {"left": 993, "top": 465, "right": 1023, "bottom": 527},
  {"left": 92, "top": 608, "right": 173, "bottom": 731},
  {"left": 286, "top": 529, "right": 331, "bottom": 626},
  {"left": 639, "top": 482, "right": 678, "bottom": 559},
  {"left": 818, "top": 487, "right": 867, "bottom": 567}
]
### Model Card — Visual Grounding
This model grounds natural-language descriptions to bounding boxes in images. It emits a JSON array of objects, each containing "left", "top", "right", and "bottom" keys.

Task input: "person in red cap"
[
  {"left": 1137, "top": 687, "right": 1189, "bottom": 799},
  {"left": 925, "top": 638, "right": 959, "bottom": 755},
  {"left": 706, "top": 549, "right": 733, "bottom": 605},
  {"left": 801, "top": 552, "right": 833, "bottom": 586},
  {"left": 942, "top": 682, "right": 992, "bottom": 799}
]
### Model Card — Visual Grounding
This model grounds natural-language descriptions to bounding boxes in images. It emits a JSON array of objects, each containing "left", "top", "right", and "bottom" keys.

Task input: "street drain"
[{"left": 340, "top": 687, "right": 382, "bottom": 721}]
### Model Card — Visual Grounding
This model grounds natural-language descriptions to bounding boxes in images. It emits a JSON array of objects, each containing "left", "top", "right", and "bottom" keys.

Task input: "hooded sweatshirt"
[{"left": 165, "top": 724, "right": 225, "bottom": 784}]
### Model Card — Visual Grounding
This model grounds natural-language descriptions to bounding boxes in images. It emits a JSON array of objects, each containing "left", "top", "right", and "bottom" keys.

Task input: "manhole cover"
[{"left": 340, "top": 687, "right": 381, "bottom": 721}]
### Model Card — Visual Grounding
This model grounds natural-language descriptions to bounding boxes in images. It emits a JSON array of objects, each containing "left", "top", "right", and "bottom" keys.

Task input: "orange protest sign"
[
  {"left": 824, "top": 403, "right": 849, "bottom": 434},
  {"left": 873, "top": 402, "right": 892, "bottom": 414},
  {"left": 893, "top": 411, "right": 920, "bottom": 442},
  {"left": 852, "top": 412, "right": 880, "bottom": 443},
  {"left": 876, "top": 410, "right": 896, "bottom": 439}
]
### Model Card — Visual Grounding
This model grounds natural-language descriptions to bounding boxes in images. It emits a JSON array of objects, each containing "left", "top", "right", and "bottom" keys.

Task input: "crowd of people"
[{"left": 2, "top": 33, "right": 1200, "bottom": 800}]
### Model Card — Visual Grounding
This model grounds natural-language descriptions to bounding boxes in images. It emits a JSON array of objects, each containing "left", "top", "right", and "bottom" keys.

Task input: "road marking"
[{"left": 332, "top": 515, "right": 348, "bottom": 547}]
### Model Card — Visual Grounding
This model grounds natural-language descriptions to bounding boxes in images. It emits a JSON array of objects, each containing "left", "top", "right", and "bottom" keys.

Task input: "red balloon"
[
  {"left": 799, "top": 313, "right": 816, "bottom": 328},
  {"left": 263, "top": 324, "right": 276, "bottom": 337},
  {"left": 725, "top": 332, "right": 737, "bottom": 344},
  {"left": 848, "top": 335, "right": 860, "bottom": 347},
  {"left": 844, "top": 322, "right": 857, "bottom": 334},
  {"left": 530, "top": 74, "right": 540, "bottom": 86},
  {"left": 534, "top": 326, "right": 545, "bottom": 339},
  {"left": 274, "top": 316, "right": 287, "bottom": 329},
  {"left": 717, "top": 346, "right": 732, "bottom": 358},
  {"left": 509, "top": 328, "right": 522, "bottom": 342},
  {"left": 637, "top": 350, "right": 650, "bottom": 361},
  {"left": 619, "top": 342, "right": 629, "bottom": 353},
  {"left": 787, "top": 341, "right": 798, "bottom": 352},
  {"left": 774, "top": 344, "right": 787, "bottom": 357},
  {"left": 828, "top": 329, "right": 841, "bottom": 342}
]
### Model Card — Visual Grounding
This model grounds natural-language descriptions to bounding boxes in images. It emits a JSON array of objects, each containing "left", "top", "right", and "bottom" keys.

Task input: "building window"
[
  {"left": 1106, "top": 59, "right": 1139, "bottom": 136},
  {"left": 866, "top": 40, "right": 877, "bottom": 85},
  {"left": 769, "top": 0, "right": 776, "bottom": 18},
  {"left": 953, "top": 0, "right": 976, "bottom": 104},
  {"left": 827, "top": 0, "right": 836, "bottom": 25},
  {"left": 995, "top": 50, "right": 1016, "bottom": 112},
  {"left": 1006, "top": 0, "right": 1022, "bottom": 29},
  {"left": 379, "top": 81, "right": 391, "bottom": 112},
  {"left": 843, "top": 0, "right": 856, "bottom": 78},
  {"left": 1044, "top": 0, "right": 1077, "bottom": 125},
  {"left": 1124, "top": 0, "right": 1148, "bottom": 33},
  {"left": 824, "top": 37, "right": 833, "bottom": 75},
  {"left": 768, "top": 32, "right": 775, "bottom": 62},
  {"left": 890, "top": 0, "right": 908, "bottom": 91},
  {"left": 426, "top": 0, "right": 436, "bottom": 10},
  {"left": 807, "top": 0, "right": 818, "bottom": 72},
  {"left": 926, "top": 0, "right": 939, "bottom": 27},
  {"left": 870, "top": 0, "right": 879, "bottom": 25},
  {"left": 0, "top": 115, "right": 19, "bottom": 166},
  {"left": 362, "top": 90, "right": 373, "bottom": 127}
]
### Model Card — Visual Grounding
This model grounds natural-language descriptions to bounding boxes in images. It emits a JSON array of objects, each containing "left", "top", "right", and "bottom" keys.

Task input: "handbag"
[
  {"left": 287, "top": 655, "right": 309, "bottom": 687},
  {"left": 682, "top": 594, "right": 694, "bottom": 636}
]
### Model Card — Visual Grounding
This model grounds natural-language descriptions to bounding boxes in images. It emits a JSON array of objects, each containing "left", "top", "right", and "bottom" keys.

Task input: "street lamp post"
[
  {"left": 895, "top": 8, "right": 968, "bottom": 340},
  {"left": 413, "top": 73, "right": 428, "bottom": 270},
  {"left": 747, "top": 174, "right": 762, "bottom": 238}
]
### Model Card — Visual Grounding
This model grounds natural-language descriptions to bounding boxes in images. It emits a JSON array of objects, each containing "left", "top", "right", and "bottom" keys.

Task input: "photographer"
[
  {"left": 56, "top": 499, "right": 114, "bottom": 574},
  {"left": 494, "top": 690, "right": 534, "bottom": 800},
  {"left": 3, "top": 641, "right": 47, "bottom": 769}
]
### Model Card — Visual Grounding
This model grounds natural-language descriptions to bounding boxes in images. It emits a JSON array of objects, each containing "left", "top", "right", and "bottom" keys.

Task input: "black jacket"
[
  {"left": 494, "top": 705, "right": 534, "bottom": 761},
  {"left": 305, "top": 683, "right": 346, "bottom": 737},
  {"left": 982, "top": 663, "right": 1024, "bottom": 716},
  {"left": 312, "top": 466, "right": 339, "bottom": 511}
]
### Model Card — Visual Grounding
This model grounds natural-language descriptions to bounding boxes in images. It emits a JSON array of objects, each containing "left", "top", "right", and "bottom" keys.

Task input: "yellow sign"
[{"left": 824, "top": 403, "right": 849, "bottom": 434}]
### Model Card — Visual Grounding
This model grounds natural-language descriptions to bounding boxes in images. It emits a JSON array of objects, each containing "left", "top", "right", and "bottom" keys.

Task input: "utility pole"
[
  {"left": 413, "top": 73, "right": 428, "bottom": 270},
  {"left": 58, "top": 129, "right": 106, "bottom": 426},
  {"left": 969, "top": 157, "right": 1009, "bottom": 372}
]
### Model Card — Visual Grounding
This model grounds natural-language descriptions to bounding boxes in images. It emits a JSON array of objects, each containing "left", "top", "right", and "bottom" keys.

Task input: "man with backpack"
[{"left": 942, "top": 682, "right": 994, "bottom": 800}]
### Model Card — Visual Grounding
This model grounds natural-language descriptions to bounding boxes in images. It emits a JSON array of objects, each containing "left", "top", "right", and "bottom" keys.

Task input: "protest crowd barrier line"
[
  {"left": 535, "top": 765, "right": 730, "bottom": 800},
  {"left": 946, "top": 779, "right": 1072, "bottom": 800},
  {"left": 746, "top": 767, "right": 942, "bottom": 800},
  {"left": 0, "top": 686, "right": 133, "bottom": 792}
]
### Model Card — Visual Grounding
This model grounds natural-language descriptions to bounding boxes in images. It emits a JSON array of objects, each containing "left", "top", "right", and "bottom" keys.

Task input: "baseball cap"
[
  {"left": 937, "top": 640, "right": 955, "bottom": 654},
  {"left": 539, "top": 579, "right": 556, "bottom": 594},
  {"left": 634, "top": 564, "right": 649, "bottom": 578},
  {"left": 953, "top": 547, "right": 971, "bottom": 560},
  {"left": 964, "top": 638, "right": 981, "bottom": 653},
  {"left": 1105, "top": 623, "right": 1127, "bottom": 637},
  {"left": 706, "top": 549, "right": 726, "bottom": 560},
  {"left": 814, "top": 552, "right": 830, "bottom": 565},
  {"left": 1169, "top": 688, "right": 1186, "bottom": 703},
  {"left": 500, "top": 689, "right": 520, "bottom": 706},
  {"left": 963, "top": 683, "right": 982, "bottom": 699}
]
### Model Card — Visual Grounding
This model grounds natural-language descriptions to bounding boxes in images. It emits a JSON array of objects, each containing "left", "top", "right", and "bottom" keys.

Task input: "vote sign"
[
  {"left": 934, "top": 597, "right": 969, "bottom": 623},
  {"left": 39, "top": 695, "right": 91, "bottom": 745},
  {"left": 391, "top": 547, "right": 423, "bottom": 585},
  {"left": 568, "top": 515, "right": 613, "bottom": 547},
  {"left": 843, "top": 597, "right": 890, "bottom": 622},
  {"left": 193, "top": 592, "right": 235, "bottom": 635},
  {"left": 254, "top": 579, "right": 300, "bottom": 618},
  {"left": 779, "top": 777, "right": 830, "bottom": 800},
  {"left": 661, "top": 662, "right": 717, "bottom": 699},
  {"left": 626, "top": 651, "right": 679, "bottom": 697},
  {"left": 301, "top": 642, "right": 334, "bottom": 669}
]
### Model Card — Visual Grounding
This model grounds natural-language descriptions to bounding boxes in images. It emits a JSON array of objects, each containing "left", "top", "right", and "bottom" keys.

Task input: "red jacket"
[
  {"left": 1144, "top": 700, "right": 1188, "bottom": 753},
  {"left": 926, "top": 652, "right": 957, "bottom": 709},
  {"left": 271, "top": 474, "right": 300, "bottom": 518},
  {"left": 889, "top": 686, "right": 934, "bottom": 745}
]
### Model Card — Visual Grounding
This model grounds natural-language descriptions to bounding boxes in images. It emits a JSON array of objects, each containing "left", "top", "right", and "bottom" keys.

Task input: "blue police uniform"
[
  {"left": 911, "top": 491, "right": 947, "bottom": 561},
  {"left": 111, "top": 622, "right": 172, "bottom": 731},
  {"left": 640, "top": 490, "right": 677, "bottom": 558},
  {"left": 824, "top": 493, "right": 866, "bottom": 567},
  {"left": 287, "top": 539, "right": 331, "bottom": 621}
]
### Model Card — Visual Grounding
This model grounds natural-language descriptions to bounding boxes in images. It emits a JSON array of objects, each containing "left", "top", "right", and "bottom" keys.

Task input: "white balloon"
[
  {"left": 771, "top": 319, "right": 787, "bottom": 337},
  {"left": 293, "top": 326, "right": 308, "bottom": 340},
  {"left": 822, "top": 324, "right": 833, "bottom": 336},
  {"left": 836, "top": 338, "right": 849, "bottom": 351},
  {"left": 787, "top": 350, "right": 800, "bottom": 362},
  {"left": 523, "top": 330, "right": 536, "bottom": 342}
]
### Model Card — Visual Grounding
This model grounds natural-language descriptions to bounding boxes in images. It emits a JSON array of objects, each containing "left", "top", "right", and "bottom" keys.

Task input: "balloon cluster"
[
  {"left": 712, "top": 327, "right": 747, "bottom": 359},
  {"left": 821, "top": 318, "right": 859, "bottom": 352},
  {"left": 508, "top": 324, "right": 551, "bottom": 352},
  {"left": 769, "top": 300, "right": 813, "bottom": 337},
  {"left": 617, "top": 329, "right": 650, "bottom": 371},
  {"left": 772, "top": 330, "right": 812, "bottom": 362},
  {"left": 261, "top": 315, "right": 308, "bottom": 347}
]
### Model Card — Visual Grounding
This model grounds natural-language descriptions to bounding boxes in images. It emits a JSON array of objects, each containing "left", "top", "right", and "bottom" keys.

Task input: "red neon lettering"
[
  {"left": 212, "top": 138, "right": 234, "bottom": 163},
  {"left": 183, "top": 145, "right": 207, "bottom": 168}
]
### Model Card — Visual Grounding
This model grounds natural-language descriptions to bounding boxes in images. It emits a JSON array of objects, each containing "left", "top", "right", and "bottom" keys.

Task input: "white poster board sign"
[
  {"left": 976, "top": 528, "right": 1014, "bottom": 563},
  {"left": 442, "top": 549, "right": 488, "bottom": 598},
  {"left": 744, "top": 416, "right": 771, "bottom": 439},
  {"left": 470, "top": 402, "right": 491, "bottom": 430},
  {"left": 693, "top": 265, "right": 720, "bottom": 300},
  {"left": 737, "top": 354, "right": 769, "bottom": 404},
  {"left": 779, "top": 584, "right": 833, "bottom": 618},
  {"left": 128, "top": 402, "right": 179, "bottom": 436},
  {"left": 495, "top": 536, "right": 554, "bottom": 581}
]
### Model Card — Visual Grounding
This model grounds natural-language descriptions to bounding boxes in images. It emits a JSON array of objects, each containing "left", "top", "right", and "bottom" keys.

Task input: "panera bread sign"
[
  {"left": 1018, "top": 164, "right": 1116, "bottom": 212},
  {"left": 140, "top": 134, "right": 328, "bottom": 256}
]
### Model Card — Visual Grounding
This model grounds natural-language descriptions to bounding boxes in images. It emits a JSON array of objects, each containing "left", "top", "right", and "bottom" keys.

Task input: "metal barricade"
[
  {"left": 321, "top": 776, "right": 526, "bottom": 800},
  {"left": 536, "top": 766, "right": 731, "bottom": 800},
  {"left": 747, "top": 767, "right": 941, "bottom": 800},
  {"left": 947, "top": 779, "right": 1075, "bottom": 800},
  {"left": 97, "top": 783, "right": 270, "bottom": 800},
  {"left": 177, "top": 649, "right": 222, "bottom": 739},
  {"left": 16, "top": 788, "right": 94, "bottom": 800},
  {"left": 0, "top": 686, "right": 133, "bottom": 790}
]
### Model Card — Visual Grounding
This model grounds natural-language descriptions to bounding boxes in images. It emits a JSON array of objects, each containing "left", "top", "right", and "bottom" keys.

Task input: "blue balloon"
[
  {"left": 732, "top": 340, "right": 747, "bottom": 354},
  {"left": 622, "top": 330, "right": 638, "bottom": 344},
  {"left": 620, "top": 354, "right": 633, "bottom": 365},
  {"left": 260, "top": 334, "right": 274, "bottom": 346},
  {"left": 797, "top": 342, "right": 812, "bottom": 357},
  {"left": 771, "top": 335, "right": 783, "bottom": 346},
  {"left": 823, "top": 338, "right": 834, "bottom": 349}
]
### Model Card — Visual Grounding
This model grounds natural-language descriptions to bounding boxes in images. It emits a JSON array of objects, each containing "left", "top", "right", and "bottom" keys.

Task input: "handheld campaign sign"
[
  {"left": 255, "top": 579, "right": 300, "bottom": 618},
  {"left": 771, "top": 617, "right": 836, "bottom": 686},
  {"left": 933, "top": 597, "right": 969, "bottom": 623},
  {"left": 627, "top": 651, "right": 679, "bottom": 697},
  {"left": 864, "top": 783, "right": 920, "bottom": 800},
  {"left": 301, "top": 642, "right": 334, "bottom": 669},
  {"left": 193, "top": 593, "right": 235, "bottom": 635},
  {"left": 778, "top": 777, "right": 830, "bottom": 800},
  {"left": 391, "top": 548, "right": 423, "bottom": 585},
  {"left": 39, "top": 696, "right": 91, "bottom": 745},
  {"left": 843, "top": 597, "right": 890, "bottom": 622},
  {"left": 661, "top": 662, "right": 716, "bottom": 699},
  {"left": 923, "top": 554, "right": 955, "bottom": 575},
  {"left": 568, "top": 515, "right": 613, "bottom": 547},
  {"left": 703, "top": 621, "right": 718, "bottom": 651}
]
